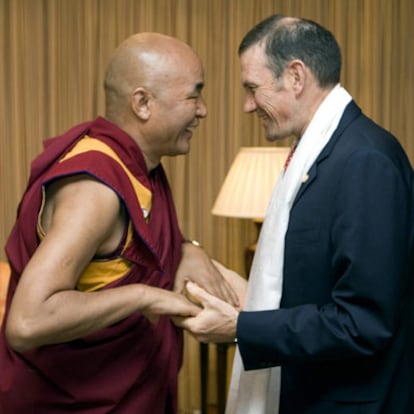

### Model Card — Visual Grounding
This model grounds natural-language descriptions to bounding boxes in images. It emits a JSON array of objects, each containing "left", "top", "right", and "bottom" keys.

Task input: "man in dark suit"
[{"left": 178, "top": 15, "right": 414, "bottom": 414}]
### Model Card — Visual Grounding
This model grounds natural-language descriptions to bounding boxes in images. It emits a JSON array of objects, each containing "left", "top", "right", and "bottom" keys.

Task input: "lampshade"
[{"left": 211, "top": 147, "right": 290, "bottom": 220}]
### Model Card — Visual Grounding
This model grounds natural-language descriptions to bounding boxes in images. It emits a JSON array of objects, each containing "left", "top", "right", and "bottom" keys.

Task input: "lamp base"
[{"left": 244, "top": 220, "right": 263, "bottom": 276}]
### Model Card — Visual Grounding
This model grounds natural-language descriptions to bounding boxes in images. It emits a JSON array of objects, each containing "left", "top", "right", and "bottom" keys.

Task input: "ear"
[
  {"left": 286, "top": 60, "right": 306, "bottom": 96},
  {"left": 131, "top": 87, "right": 152, "bottom": 120}
]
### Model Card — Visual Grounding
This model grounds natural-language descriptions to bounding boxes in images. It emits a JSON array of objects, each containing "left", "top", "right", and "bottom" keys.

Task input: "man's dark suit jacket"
[{"left": 237, "top": 102, "right": 414, "bottom": 414}]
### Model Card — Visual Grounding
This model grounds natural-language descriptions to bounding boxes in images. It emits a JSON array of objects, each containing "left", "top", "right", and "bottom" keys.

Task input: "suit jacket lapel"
[{"left": 292, "top": 101, "right": 362, "bottom": 206}]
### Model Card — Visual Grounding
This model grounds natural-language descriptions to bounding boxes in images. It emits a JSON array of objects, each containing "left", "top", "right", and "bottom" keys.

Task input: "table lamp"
[{"left": 211, "top": 146, "right": 290, "bottom": 273}]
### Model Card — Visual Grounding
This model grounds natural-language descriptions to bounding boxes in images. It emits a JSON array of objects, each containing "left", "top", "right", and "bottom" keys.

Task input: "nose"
[
  {"left": 243, "top": 93, "right": 257, "bottom": 113},
  {"left": 196, "top": 96, "right": 208, "bottom": 118}
]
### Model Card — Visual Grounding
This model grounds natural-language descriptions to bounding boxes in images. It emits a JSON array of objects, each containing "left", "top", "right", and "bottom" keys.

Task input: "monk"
[{"left": 0, "top": 33, "right": 239, "bottom": 414}]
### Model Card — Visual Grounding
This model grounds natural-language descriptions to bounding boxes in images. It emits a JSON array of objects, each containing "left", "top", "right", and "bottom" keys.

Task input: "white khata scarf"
[{"left": 225, "top": 85, "right": 352, "bottom": 414}]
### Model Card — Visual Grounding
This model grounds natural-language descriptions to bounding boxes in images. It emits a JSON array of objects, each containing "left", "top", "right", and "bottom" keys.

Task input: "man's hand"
[
  {"left": 173, "top": 281, "right": 239, "bottom": 343},
  {"left": 174, "top": 242, "right": 240, "bottom": 307}
]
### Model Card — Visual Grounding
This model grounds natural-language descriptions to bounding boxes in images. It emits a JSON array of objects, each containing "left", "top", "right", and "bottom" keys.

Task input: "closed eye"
[{"left": 243, "top": 82, "right": 257, "bottom": 91}]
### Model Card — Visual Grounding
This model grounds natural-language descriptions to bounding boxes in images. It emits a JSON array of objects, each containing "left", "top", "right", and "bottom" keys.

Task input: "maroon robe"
[{"left": 0, "top": 117, "right": 184, "bottom": 413}]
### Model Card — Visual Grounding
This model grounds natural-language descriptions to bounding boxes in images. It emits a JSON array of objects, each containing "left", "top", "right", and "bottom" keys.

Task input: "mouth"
[
  {"left": 185, "top": 122, "right": 199, "bottom": 134},
  {"left": 256, "top": 109, "right": 268, "bottom": 120},
  {"left": 258, "top": 115, "right": 270, "bottom": 127}
]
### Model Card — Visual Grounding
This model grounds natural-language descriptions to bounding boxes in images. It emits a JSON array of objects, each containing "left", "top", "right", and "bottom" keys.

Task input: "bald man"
[{"left": 0, "top": 33, "right": 237, "bottom": 414}]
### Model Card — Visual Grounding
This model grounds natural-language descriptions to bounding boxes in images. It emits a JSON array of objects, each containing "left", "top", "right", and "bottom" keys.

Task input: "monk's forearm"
[{"left": 5, "top": 284, "right": 198, "bottom": 353}]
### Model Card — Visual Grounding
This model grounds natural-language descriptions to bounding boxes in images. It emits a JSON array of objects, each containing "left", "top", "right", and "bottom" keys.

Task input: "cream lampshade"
[{"left": 211, "top": 146, "right": 290, "bottom": 220}]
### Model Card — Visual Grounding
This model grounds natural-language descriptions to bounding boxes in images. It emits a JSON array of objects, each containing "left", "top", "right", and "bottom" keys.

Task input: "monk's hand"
[
  {"left": 140, "top": 286, "right": 201, "bottom": 324},
  {"left": 211, "top": 259, "right": 247, "bottom": 310},
  {"left": 174, "top": 281, "right": 239, "bottom": 343},
  {"left": 174, "top": 241, "right": 239, "bottom": 307}
]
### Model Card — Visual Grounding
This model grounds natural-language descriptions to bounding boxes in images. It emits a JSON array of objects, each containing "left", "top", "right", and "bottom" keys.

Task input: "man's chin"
[
  {"left": 265, "top": 131, "right": 281, "bottom": 142},
  {"left": 264, "top": 127, "right": 288, "bottom": 142}
]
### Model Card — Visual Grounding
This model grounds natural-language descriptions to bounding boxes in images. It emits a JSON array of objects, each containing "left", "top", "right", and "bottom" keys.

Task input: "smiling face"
[
  {"left": 240, "top": 42, "right": 300, "bottom": 141},
  {"left": 147, "top": 50, "right": 207, "bottom": 158},
  {"left": 104, "top": 33, "right": 208, "bottom": 170}
]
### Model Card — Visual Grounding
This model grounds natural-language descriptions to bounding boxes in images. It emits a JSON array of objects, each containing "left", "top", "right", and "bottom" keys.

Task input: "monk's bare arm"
[{"left": 5, "top": 176, "right": 199, "bottom": 353}]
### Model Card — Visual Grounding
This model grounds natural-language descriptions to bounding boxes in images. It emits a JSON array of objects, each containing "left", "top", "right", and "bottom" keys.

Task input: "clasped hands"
[
  {"left": 172, "top": 242, "right": 247, "bottom": 343},
  {"left": 173, "top": 279, "right": 240, "bottom": 343}
]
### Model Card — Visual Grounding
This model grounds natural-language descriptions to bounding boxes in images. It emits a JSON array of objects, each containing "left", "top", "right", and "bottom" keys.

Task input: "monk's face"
[{"left": 147, "top": 48, "right": 207, "bottom": 158}]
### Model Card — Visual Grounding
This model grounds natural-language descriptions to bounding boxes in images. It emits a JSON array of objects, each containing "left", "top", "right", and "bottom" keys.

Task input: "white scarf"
[{"left": 225, "top": 85, "right": 352, "bottom": 414}]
